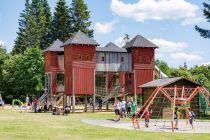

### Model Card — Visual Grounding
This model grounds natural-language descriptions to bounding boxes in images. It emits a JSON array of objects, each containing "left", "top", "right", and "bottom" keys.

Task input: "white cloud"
[
  {"left": 114, "top": 36, "right": 124, "bottom": 47},
  {"left": 181, "top": 17, "right": 205, "bottom": 26},
  {"left": 94, "top": 20, "right": 118, "bottom": 34},
  {"left": 150, "top": 39, "right": 188, "bottom": 53},
  {"left": 149, "top": 38, "right": 202, "bottom": 62},
  {"left": 111, "top": 0, "right": 202, "bottom": 25},
  {"left": 170, "top": 52, "right": 202, "bottom": 61}
]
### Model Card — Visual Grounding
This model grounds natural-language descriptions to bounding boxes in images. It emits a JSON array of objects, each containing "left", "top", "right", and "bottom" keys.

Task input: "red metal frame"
[{"left": 132, "top": 86, "right": 210, "bottom": 131}]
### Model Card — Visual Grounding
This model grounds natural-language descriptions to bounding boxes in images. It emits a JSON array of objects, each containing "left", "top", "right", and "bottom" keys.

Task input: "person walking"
[
  {"left": 114, "top": 98, "right": 121, "bottom": 121},
  {"left": 187, "top": 107, "right": 195, "bottom": 130},
  {"left": 174, "top": 107, "right": 179, "bottom": 130}
]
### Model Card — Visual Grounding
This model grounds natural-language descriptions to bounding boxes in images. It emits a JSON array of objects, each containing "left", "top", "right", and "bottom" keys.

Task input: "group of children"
[
  {"left": 174, "top": 107, "right": 195, "bottom": 130},
  {"left": 114, "top": 97, "right": 137, "bottom": 121}
]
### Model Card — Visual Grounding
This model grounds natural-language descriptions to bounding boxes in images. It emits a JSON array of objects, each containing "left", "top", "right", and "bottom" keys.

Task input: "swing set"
[{"left": 132, "top": 86, "right": 210, "bottom": 132}]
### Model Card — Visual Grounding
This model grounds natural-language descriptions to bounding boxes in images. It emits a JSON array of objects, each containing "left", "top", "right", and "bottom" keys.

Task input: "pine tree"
[
  {"left": 41, "top": 0, "right": 52, "bottom": 49},
  {"left": 30, "top": 0, "right": 46, "bottom": 48},
  {"left": 70, "top": 0, "right": 94, "bottom": 38},
  {"left": 51, "top": 0, "right": 71, "bottom": 42},
  {"left": 13, "top": 0, "right": 30, "bottom": 54},
  {"left": 195, "top": 1, "right": 210, "bottom": 39}
]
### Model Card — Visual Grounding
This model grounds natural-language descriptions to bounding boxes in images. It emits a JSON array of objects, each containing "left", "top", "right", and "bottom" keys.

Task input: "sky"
[{"left": 0, "top": 0, "right": 209, "bottom": 68}]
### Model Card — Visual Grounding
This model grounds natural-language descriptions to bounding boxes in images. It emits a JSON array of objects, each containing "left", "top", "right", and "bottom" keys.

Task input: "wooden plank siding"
[
  {"left": 131, "top": 48, "right": 155, "bottom": 95},
  {"left": 64, "top": 44, "right": 96, "bottom": 95},
  {"left": 96, "top": 52, "right": 132, "bottom": 72}
]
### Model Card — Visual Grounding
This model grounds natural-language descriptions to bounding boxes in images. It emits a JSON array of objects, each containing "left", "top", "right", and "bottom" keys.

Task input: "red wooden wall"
[
  {"left": 131, "top": 48, "right": 155, "bottom": 94},
  {"left": 44, "top": 51, "right": 59, "bottom": 95},
  {"left": 64, "top": 44, "right": 96, "bottom": 95}
]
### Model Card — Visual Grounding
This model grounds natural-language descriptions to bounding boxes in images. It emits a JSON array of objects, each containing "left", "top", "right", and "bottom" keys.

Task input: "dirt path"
[{"left": 82, "top": 119, "right": 210, "bottom": 133}]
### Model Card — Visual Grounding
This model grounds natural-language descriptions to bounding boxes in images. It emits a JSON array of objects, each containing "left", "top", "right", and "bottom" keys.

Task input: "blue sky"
[{"left": 0, "top": 0, "right": 209, "bottom": 67}]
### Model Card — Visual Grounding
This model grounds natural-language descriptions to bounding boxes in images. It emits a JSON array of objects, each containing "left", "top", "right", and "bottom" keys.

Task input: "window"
[
  {"left": 78, "top": 55, "right": 82, "bottom": 60},
  {"left": 121, "top": 57, "right": 124, "bottom": 63},
  {"left": 86, "top": 55, "right": 90, "bottom": 61},
  {"left": 101, "top": 56, "right": 105, "bottom": 61},
  {"left": 146, "top": 57, "right": 150, "bottom": 63},
  {"left": 139, "top": 56, "right": 142, "bottom": 63}
]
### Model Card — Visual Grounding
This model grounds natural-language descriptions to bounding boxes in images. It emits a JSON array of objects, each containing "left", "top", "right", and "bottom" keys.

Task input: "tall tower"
[
  {"left": 62, "top": 31, "right": 99, "bottom": 112},
  {"left": 124, "top": 35, "right": 158, "bottom": 102}
]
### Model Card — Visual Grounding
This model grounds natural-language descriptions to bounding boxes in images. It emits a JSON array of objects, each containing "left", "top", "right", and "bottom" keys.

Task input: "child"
[
  {"left": 174, "top": 107, "right": 179, "bottom": 130},
  {"left": 131, "top": 101, "right": 137, "bottom": 119},
  {"left": 114, "top": 98, "right": 121, "bottom": 121},
  {"left": 144, "top": 108, "right": 152, "bottom": 128},
  {"left": 187, "top": 107, "right": 195, "bottom": 130},
  {"left": 127, "top": 98, "right": 131, "bottom": 116},
  {"left": 120, "top": 98, "right": 126, "bottom": 118}
]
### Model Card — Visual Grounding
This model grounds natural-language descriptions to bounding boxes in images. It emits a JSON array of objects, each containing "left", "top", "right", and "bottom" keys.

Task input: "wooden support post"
[
  {"left": 134, "top": 70, "right": 137, "bottom": 104},
  {"left": 93, "top": 69, "right": 96, "bottom": 112},
  {"left": 172, "top": 86, "right": 177, "bottom": 132},
  {"left": 72, "top": 94, "right": 75, "bottom": 113},
  {"left": 72, "top": 66, "right": 75, "bottom": 113},
  {"left": 106, "top": 101, "right": 109, "bottom": 110},
  {"left": 84, "top": 95, "right": 88, "bottom": 112}
]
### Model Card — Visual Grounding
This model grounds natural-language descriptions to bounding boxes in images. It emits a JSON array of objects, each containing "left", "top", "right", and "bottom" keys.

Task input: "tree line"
[
  {"left": 156, "top": 60, "right": 210, "bottom": 90},
  {"left": 13, "top": 0, "right": 93, "bottom": 54},
  {"left": 0, "top": 0, "right": 93, "bottom": 103}
]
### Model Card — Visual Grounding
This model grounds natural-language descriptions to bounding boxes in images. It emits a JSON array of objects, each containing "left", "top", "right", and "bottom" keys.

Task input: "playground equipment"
[
  {"left": 0, "top": 94, "right": 4, "bottom": 106},
  {"left": 132, "top": 86, "right": 210, "bottom": 132},
  {"left": 12, "top": 99, "right": 24, "bottom": 107}
]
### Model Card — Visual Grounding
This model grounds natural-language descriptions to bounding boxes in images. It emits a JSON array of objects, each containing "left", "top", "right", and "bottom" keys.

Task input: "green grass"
[{"left": 0, "top": 109, "right": 210, "bottom": 140}]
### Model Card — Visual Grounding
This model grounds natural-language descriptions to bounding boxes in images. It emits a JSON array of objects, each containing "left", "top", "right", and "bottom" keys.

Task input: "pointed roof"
[
  {"left": 62, "top": 31, "right": 99, "bottom": 47},
  {"left": 123, "top": 35, "right": 158, "bottom": 49},
  {"left": 139, "top": 77, "right": 200, "bottom": 88},
  {"left": 96, "top": 42, "right": 127, "bottom": 52},
  {"left": 44, "top": 39, "right": 63, "bottom": 52}
]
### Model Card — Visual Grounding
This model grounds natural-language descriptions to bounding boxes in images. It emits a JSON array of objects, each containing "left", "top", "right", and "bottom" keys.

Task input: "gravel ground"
[{"left": 82, "top": 119, "right": 210, "bottom": 133}]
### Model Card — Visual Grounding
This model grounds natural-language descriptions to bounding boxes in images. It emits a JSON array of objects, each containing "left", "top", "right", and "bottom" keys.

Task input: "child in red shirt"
[{"left": 144, "top": 108, "right": 152, "bottom": 127}]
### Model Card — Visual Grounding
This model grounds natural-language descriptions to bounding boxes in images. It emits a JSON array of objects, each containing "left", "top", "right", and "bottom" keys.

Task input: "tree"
[
  {"left": 195, "top": 1, "right": 210, "bottom": 39},
  {"left": 123, "top": 33, "right": 130, "bottom": 46},
  {"left": 51, "top": 0, "right": 71, "bottom": 42},
  {"left": 70, "top": 0, "right": 94, "bottom": 37},
  {"left": 41, "top": 0, "right": 52, "bottom": 49},
  {"left": 1, "top": 48, "right": 44, "bottom": 102},
  {"left": 155, "top": 59, "right": 171, "bottom": 76},
  {"left": 13, "top": 0, "right": 30, "bottom": 54}
]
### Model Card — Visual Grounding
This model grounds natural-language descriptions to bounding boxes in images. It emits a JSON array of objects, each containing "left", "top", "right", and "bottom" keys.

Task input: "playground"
[{"left": 0, "top": 109, "right": 210, "bottom": 140}]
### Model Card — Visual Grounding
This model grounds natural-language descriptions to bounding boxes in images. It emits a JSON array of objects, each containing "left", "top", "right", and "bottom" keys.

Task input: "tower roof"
[
  {"left": 96, "top": 42, "right": 127, "bottom": 52},
  {"left": 123, "top": 35, "right": 158, "bottom": 49},
  {"left": 44, "top": 39, "right": 63, "bottom": 52},
  {"left": 62, "top": 31, "right": 99, "bottom": 47}
]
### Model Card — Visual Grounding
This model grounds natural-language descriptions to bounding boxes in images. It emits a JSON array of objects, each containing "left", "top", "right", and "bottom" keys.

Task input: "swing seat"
[{"left": 175, "top": 98, "right": 186, "bottom": 106}]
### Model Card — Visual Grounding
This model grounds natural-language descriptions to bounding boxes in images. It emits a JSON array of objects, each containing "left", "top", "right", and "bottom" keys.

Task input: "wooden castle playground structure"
[
  {"left": 132, "top": 80, "right": 210, "bottom": 132},
  {"left": 40, "top": 31, "right": 209, "bottom": 116}
]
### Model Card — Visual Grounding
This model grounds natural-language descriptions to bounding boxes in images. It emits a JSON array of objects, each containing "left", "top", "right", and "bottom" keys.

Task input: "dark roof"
[
  {"left": 62, "top": 31, "right": 99, "bottom": 47},
  {"left": 96, "top": 42, "right": 127, "bottom": 52},
  {"left": 123, "top": 35, "right": 158, "bottom": 49},
  {"left": 139, "top": 77, "right": 200, "bottom": 88},
  {"left": 44, "top": 39, "right": 63, "bottom": 52}
]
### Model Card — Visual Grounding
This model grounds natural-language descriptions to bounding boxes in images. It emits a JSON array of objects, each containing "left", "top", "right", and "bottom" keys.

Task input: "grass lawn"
[{"left": 0, "top": 109, "right": 210, "bottom": 140}]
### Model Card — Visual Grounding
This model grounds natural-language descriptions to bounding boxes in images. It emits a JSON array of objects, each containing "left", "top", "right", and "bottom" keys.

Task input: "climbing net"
[{"left": 132, "top": 86, "right": 210, "bottom": 132}]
